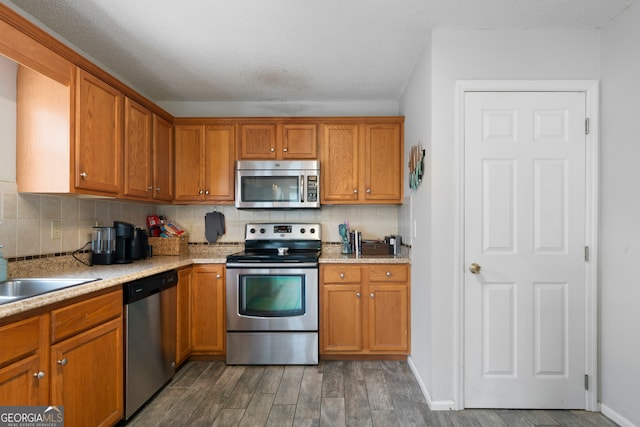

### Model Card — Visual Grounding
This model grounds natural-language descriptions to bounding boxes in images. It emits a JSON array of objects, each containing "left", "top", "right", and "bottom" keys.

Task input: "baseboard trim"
[
  {"left": 600, "top": 403, "right": 638, "bottom": 427},
  {"left": 407, "top": 356, "right": 456, "bottom": 411}
]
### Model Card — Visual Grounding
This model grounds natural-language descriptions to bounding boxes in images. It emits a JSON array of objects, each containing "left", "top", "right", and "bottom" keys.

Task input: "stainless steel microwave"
[{"left": 235, "top": 160, "right": 320, "bottom": 209}]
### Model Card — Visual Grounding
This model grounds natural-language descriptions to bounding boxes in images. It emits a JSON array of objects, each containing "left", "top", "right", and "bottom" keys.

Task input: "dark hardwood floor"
[{"left": 122, "top": 360, "right": 618, "bottom": 427}]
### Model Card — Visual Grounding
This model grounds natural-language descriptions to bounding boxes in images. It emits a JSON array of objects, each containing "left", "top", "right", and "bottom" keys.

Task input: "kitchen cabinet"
[
  {"left": 123, "top": 97, "right": 152, "bottom": 199},
  {"left": 123, "top": 98, "right": 174, "bottom": 202},
  {"left": 0, "top": 290, "right": 123, "bottom": 426},
  {"left": 174, "top": 123, "right": 235, "bottom": 203},
  {"left": 321, "top": 118, "right": 403, "bottom": 204},
  {"left": 74, "top": 68, "right": 123, "bottom": 195},
  {"left": 320, "top": 264, "right": 410, "bottom": 357},
  {"left": 49, "top": 290, "right": 123, "bottom": 427},
  {"left": 176, "top": 267, "right": 192, "bottom": 366},
  {"left": 239, "top": 122, "right": 317, "bottom": 160},
  {"left": 191, "top": 265, "right": 225, "bottom": 355},
  {"left": 16, "top": 66, "right": 123, "bottom": 197},
  {"left": 0, "top": 315, "right": 49, "bottom": 405}
]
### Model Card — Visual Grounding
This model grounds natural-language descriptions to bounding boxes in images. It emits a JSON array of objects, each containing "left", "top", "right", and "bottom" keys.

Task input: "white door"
[{"left": 464, "top": 91, "right": 586, "bottom": 408}]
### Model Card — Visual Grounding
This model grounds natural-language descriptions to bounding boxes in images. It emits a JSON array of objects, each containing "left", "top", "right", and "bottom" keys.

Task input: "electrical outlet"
[{"left": 50, "top": 220, "right": 61, "bottom": 239}]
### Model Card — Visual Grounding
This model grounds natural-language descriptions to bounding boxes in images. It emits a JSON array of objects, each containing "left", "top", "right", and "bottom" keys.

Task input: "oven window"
[
  {"left": 239, "top": 274, "right": 305, "bottom": 317},
  {"left": 240, "top": 176, "right": 300, "bottom": 202}
]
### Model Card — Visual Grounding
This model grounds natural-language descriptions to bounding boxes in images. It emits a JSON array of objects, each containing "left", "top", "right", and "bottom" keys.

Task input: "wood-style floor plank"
[{"left": 122, "top": 361, "right": 619, "bottom": 427}]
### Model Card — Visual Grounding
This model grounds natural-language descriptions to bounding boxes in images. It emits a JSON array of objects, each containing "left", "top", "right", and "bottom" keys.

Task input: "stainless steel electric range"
[{"left": 225, "top": 223, "right": 321, "bottom": 365}]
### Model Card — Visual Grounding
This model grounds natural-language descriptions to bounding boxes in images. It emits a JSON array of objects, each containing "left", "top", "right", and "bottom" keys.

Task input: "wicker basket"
[{"left": 148, "top": 234, "right": 189, "bottom": 256}]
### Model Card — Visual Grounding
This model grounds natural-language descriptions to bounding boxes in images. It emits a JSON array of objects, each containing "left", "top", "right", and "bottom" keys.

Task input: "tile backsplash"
[{"left": 0, "top": 181, "right": 399, "bottom": 259}]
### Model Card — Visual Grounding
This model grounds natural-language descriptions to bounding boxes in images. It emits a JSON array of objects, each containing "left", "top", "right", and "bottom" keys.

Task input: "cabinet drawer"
[
  {"left": 322, "top": 265, "right": 361, "bottom": 283},
  {"left": 368, "top": 265, "right": 408, "bottom": 282},
  {"left": 0, "top": 316, "right": 42, "bottom": 366},
  {"left": 51, "top": 290, "right": 122, "bottom": 343}
]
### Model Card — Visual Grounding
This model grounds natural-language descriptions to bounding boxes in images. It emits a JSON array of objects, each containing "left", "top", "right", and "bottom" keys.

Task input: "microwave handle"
[{"left": 300, "top": 175, "right": 304, "bottom": 202}]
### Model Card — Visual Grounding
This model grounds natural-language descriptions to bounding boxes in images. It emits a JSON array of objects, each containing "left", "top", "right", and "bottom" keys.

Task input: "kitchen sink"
[{"left": 0, "top": 278, "right": 101, "bottom": 305}]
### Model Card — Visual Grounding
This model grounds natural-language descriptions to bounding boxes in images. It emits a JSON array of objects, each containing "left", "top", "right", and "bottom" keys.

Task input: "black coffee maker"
[{"left": 114, "top": 221, "right": 135, "bottom": 264}]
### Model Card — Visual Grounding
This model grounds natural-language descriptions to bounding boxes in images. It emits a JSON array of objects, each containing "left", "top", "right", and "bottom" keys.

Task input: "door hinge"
[
  {"left": 585, "top": 374, "right": 589, "bottom": 390},
  {"left": 585, "top": 118, "right": 590, "bottom": 135},
  {"left": 584, "top": 246, "right": 590, "bottom": 262}
]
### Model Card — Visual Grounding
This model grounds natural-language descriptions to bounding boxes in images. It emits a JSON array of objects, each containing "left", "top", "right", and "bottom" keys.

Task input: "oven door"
[{"left": 226, "top": 263, "right": 318, "bottom": 332}]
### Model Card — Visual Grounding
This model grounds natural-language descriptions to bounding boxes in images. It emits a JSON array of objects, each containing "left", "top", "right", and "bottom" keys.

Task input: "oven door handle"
[
  {"left": 300, "top": 175, "right": 304, "bottom": 203},
  {"left": 226, "top": 262, "right": 319, "bottom": 269}
]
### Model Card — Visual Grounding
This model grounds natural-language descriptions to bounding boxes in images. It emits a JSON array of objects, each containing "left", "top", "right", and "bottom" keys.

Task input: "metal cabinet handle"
[
  {"left": 57, "top": 358, "right": 67, "bottom": 366},
  {"left": 340, "top": 273, "right": 345, "bottom": 279},
  {"left": 147, "top": 186, "right": 153, "bottom": 191},
  {"left": 356, "top": 292, "right": 361, "bottom": 298},
  {"left": 33, "top": 371, "right": 45, "bottom": 379},
  {"left": 386, "top": 271, "right": 392, "bottom": 277},
  {"left": 283, "top": 147, "right": 288, "bottom": 152},
  {"left": 156, "top": 187, "right": 161, "bottom": 192},
  {"left": 353, "top": 189, "right": 358, "bottom": 194},
  {"left": 205, "top": 190, "right": 210, "bottom": 195},
  {"left": 216, "top": 274, "right": 221, "bottom": 279},
  {"left": 370, "top": 293, "right": 375, "bottom": 298},
  {"left": 270, "top": 147, "right": 275, "bottom": 152},
  {"left": 366, "top": 188, "right": 371, "bottom": 194},
  {"left": 80, "top": 172, "right": 87, "bottom": 179},
  {"left": 199, "top": 189, "right": 204, "bottom": 195}
]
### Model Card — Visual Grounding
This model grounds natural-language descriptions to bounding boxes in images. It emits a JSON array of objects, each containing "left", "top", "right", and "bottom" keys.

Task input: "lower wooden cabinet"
[
  {"left": 191, "top": 264, "right": 225, "bottom": 355},
  {"left": 176, "top": 267, "right": 193, "bottom": 365},
  {"left": 0, "top": 315, "right": 49, "bottom": 405},
  {"left": 320, "top": 264, "right": 410, "bottom": 357},
  {"left": 0, "top": 290, "right": 123, "bottom": 427}
]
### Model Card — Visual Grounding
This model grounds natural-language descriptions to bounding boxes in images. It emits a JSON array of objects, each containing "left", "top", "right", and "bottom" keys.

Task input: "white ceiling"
[{"left": 5, "top": 0, "right": 635, "bottom": 103}]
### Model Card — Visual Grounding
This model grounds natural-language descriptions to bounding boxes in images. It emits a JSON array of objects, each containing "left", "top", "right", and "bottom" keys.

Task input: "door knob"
[{"left": 469, "top": 263, "right": 482, "bottom": 274}]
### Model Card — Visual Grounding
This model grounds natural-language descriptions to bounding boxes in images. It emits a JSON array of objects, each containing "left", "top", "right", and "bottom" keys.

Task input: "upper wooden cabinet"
[
  {"left": 174, "top": 122, "right": 235, "bottom": 203},
  {"left": 17, "top": 66, "right": 123, "bottom": 197},
  {"left": 321, "top": 118, "right": 403, "bottom": 204},
  {"left": 123, "top": 98, "right": 174, "bottom": 202},
  {"left": 75, "top": 68, "right": 123, "bottom": 195},
  {"left": 239, "top": 121, "right": 317, "bottom": 160}
]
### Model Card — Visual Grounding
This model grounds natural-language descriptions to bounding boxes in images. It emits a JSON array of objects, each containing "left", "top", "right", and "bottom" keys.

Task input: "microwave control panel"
[{"left": 307, "top": 176, "right": 318, "bottom": 202}]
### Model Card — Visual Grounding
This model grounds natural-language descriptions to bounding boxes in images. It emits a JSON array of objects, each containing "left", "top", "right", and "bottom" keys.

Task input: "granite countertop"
[{"left": 0, "top": 244, "right": 410, "bottom": 320}]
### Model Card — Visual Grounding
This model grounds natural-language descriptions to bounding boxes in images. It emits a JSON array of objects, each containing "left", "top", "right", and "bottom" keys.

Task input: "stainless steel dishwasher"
[{"left": 123, "top": 269, "right": 178, "bottom": 420}]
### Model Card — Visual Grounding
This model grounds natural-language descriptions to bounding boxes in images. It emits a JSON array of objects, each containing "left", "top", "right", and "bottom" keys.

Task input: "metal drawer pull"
[
  {"left": 216, "top": 274, "right": 221, "bottom": 279},
  {"left": 356, "top": 292, "right": 361, "bottom": 298},
  {"left": 370, "top": 293, "right": 375, "bottom": 298},
  {"left": 386, "top": 271, "right": 392, "bottom": 277},
  {"left": 57, "top": 358, "right": 68, "bottom": 366},
  {"left": 80, "top": 172, "right": 87, "bottom": 178},
  {"left": 340, "top": 273, "right": 345, "bottom": 279},
  {"left": 33, "top": 371, "right": 45, "bottom": 379}
]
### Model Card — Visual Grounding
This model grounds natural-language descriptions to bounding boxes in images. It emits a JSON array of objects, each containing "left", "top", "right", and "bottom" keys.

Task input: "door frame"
[{"left": 453, "top": 80, "right": 599, "bottom": 411}]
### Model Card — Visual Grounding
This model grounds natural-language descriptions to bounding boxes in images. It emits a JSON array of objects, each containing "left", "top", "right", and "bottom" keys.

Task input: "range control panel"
[{"left": 245, "top": 223, "right": 322, "bottom": 241}]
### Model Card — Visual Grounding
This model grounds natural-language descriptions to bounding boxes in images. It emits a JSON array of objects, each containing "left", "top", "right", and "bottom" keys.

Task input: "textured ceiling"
[{"left": 4, "top": 0, "right": 635, "bottom": 103}]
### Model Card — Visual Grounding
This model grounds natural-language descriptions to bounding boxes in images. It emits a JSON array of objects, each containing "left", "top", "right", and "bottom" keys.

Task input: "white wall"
[
  {"left": 0, "top": 55, "right": 16, "bottom": 183},
  {"left": 158, "top": 100, "right": 399, "bottom": 117},
  {"left": 401, "top": 28, "right": 600, "bottom": 408},
  {"left": 599, "top": 3, "right": 640, "bottom": 425}
]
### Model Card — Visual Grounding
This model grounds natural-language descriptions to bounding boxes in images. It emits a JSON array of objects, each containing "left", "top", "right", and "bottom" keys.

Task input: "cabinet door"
[
  {"left": 174, "top": 125, "right": 205, "bottom": 201},
  {"left": 123, "top": 97, "right": 153, "bottom": 199},
  {"left": 75, "top": 68, "right": 122, "bottom": 195},
  {"left": 363, "top": 123, "right": 402, "bottom": 203},
  {"left": 176, "top": 267, "right": 192, "bottom": 366},
  {"left": 320, "top": 284, "right": 363, "bottom": 352},
  {"left": 204, "top": 125, "right": 235, "bottom": 201},
  {"left": 191, "top": 265, "right": 225, "bottom": 354},
  {"left": 321, "top": 124, "right": 360, "bottom": 203},
  {"left": 0, "top": 355, "right": 45, "bottom": 405},
  {"left": 50, "top": 318, "right": 123, "bottom": 427},
  {"left": 367, "top": 283, "right": 408, "bottom": 352},
  {"left": 282, "top": 124, "right": 317, "bottom": 159},
  {"left": 152, "top": 115, "right": 174, "bottom": 202},
  {"left": 239, "top": 124, "right": 277, "bottom": 159}
]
